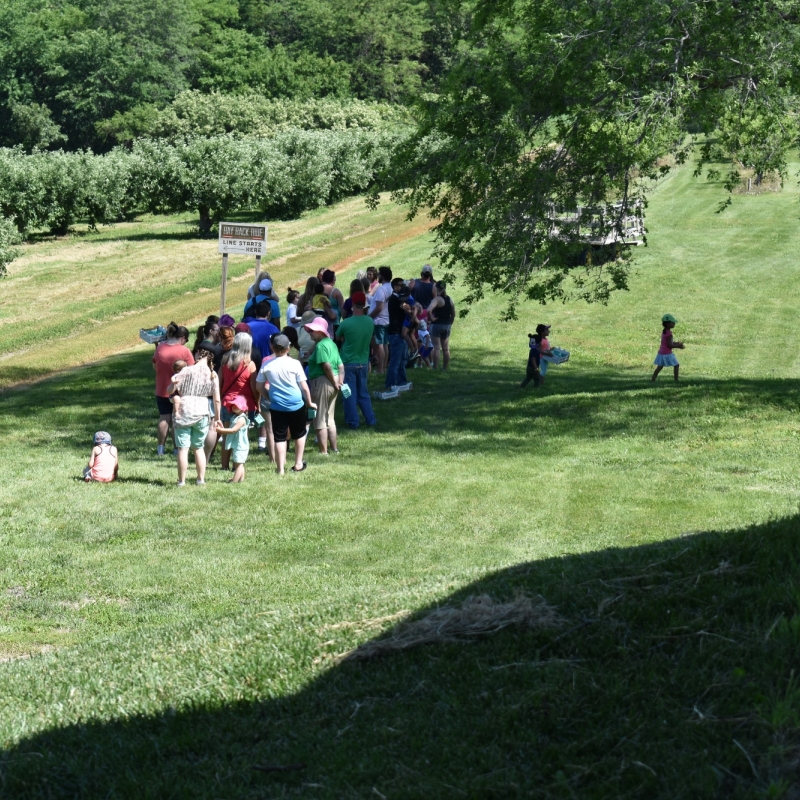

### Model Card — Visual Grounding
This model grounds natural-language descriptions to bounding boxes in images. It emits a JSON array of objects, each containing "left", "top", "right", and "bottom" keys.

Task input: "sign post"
[{"left": 217, "top": 223, "right": 268, "bottom": 316}]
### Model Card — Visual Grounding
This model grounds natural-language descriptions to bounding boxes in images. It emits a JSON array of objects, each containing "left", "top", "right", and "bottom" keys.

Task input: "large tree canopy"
[{"left": 383, "top": 0, "right": 800, "bottom": 312}]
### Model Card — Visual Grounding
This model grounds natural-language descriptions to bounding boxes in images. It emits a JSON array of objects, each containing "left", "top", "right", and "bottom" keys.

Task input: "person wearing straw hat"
[
  {"left": 305, "top": 317, "right": 344, "bottom": 455},
  {"left": 651, "top": 313, "right": 684, "bottom": 382}
]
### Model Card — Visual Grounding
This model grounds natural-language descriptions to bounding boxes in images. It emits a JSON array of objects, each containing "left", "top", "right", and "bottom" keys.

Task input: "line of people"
[{"left": 147, "top": 265, "right": 456, "bottom": 485}]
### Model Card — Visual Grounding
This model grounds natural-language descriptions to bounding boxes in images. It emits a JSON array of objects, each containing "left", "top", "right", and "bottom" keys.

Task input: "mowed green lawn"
[{"left": 0, "top": 162, "right": 799, "bottom": 797}]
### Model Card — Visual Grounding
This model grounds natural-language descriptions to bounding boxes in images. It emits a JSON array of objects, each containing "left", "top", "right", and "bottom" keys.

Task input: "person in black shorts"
[
  {"left": 258, "top": 334, "right": 316, "bottom": 474},
  {"left": 426, "top": 281, "right": 455, "bottom": 371}
]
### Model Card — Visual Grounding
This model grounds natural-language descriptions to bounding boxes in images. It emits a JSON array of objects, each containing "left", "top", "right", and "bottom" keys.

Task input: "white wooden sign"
[
  {"left": 217, "top": 223, "right": 268, "bottom": 315},
  {"left": 217, "top": 223, "right": 267, "bottom": 256}
]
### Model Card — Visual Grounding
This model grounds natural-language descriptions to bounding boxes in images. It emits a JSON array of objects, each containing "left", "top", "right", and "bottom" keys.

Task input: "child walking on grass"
[
  {"left": 214, "top": 395, "right": 250, "bottom": 482},
  {"left": 83, "top": 431, "right": 118, "bottom": 482},
  {"left": 652, "top": 314, "right": 685, "bottom": 382}
]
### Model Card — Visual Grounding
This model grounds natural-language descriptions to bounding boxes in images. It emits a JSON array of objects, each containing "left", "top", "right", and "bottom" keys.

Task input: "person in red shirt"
[{"left": 152, "top": 322, "right": 194, "bottom": 456}]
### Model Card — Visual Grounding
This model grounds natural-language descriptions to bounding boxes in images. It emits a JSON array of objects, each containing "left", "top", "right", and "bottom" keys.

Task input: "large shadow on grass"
[
  {"left": 2, "top": 346, "right": 799, "bottom": 460},
  {"left": 2, "top": 515, "right": 798, "bottom": 798}
]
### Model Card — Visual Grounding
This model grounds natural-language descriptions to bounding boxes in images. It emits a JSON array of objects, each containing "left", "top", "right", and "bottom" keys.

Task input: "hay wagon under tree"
[{"left": 547, "top": 199, "right": 645, "bottom": 264}]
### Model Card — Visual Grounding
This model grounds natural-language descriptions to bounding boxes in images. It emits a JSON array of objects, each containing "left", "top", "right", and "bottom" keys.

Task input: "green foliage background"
[{"left": 0, "top": 0, "right": 462, "bottom": 152}]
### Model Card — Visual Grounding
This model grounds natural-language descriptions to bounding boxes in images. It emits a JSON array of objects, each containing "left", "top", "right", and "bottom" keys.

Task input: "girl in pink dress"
[{"left": 651, "top": 314, "right": 685, "bottom": 382}]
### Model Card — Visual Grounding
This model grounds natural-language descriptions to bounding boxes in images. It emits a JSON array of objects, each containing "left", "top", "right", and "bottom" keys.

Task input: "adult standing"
[
  {"left": 341, "top": 278, "right": 366, "bottom": 320},
  {"left": 321, "top": 269, "right": 344, "bottom": 335},
  {"left": 427, "top": 281, "right": 455, "bottom": 371},
  {"left": 261, "top": 334, "right": 315, "bottom": 474},
  {"left": 366, "top": 266, "right": 379, "bottom": 294},
  {"left": 235, "top": 322, "right": 262, "bottom": 369},
  {"left": 191, "top": 316, "right": 220, "bottom": 356},
  {"left": 408, "top": 264, "right": 436, "bottom": 311},
  {"left": 385, "top": 278, "right": 412, "bottom": 390},
  {"left": 305, "top": 318, "right": 345, "bottom": 455},
  {"left": 248, "top": 302, "right": 280, "bottom": 356},
  {"left": 170, "top": 349, "right": 220, "bottom": 486},
  {"left": 243, "top": 277, "right": 281, "bottom": 328},
  {"left": 369, "top": 266, "right": 393, "bottom": 374},
  {"left": 153, "top": 322, "right": 194, "bottom": 456},
  {"left": 219, "top": 333, "right": 258, "bottom": 469},
  {"left": 337, "top": 291, "right": 377, "bottom": 429},
  {"left": 297, "top": 310, "right": 318, "bottom": 364},
  {"left": 296, "top": 276, "right": 320, "bottom": 316}
]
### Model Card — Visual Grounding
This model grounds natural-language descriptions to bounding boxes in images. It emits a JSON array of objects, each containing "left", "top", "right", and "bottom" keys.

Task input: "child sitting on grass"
[
  {"left": 170, "top": 359, "right": 187, "bottom": 417},
  {"left": 214, "top": 395, "right": 250, "bottom": 482},
  {"left": 83, "top": 431, "right": 118, "bottom": 482},
  {"left": 651, "top": 314, "right": 685, "bottom": 382}
]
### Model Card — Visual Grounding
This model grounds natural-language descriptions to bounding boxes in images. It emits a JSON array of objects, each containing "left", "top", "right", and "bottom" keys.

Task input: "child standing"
[
  {"left": 651, "top": 314, "right": 684, "bottom": 382},
  {"left": 84, "top": 431, "right": 118, "bottom": 482},
  {"left": 536, "top": 324, "right": 554, "bottom": 380},
  {"left": 286, "top": 289, "right": 301, "bottom": 329},
  {"left": 214, "top": 395, "right": 250, "bottom": 482},
  {"left": 417, "top": 319, "right": 433, "bottom": 367},
  {"left": 520, "top": 327, "right": 545, "bottom": 388}
]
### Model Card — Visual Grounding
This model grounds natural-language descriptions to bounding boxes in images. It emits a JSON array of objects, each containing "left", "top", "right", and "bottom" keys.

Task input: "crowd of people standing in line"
[{"left": 145, "top": 264, "right": 456, "bottom": 485}]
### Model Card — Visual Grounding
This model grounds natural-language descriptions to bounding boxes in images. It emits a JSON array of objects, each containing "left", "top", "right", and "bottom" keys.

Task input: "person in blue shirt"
[
  {"left": 243, "top": 277, "right": 281, "bottom": 328},
  {"left": 248, "top": 301, "right": 280, "bottom": 356}
]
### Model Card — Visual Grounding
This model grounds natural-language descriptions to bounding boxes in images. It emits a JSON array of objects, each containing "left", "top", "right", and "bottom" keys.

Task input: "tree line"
[
  {"left": 0, "top": 0, "right": 465, "bottom": 153},
  {"left": 0, "top": 130, "right": 400, "bottom": 241}
]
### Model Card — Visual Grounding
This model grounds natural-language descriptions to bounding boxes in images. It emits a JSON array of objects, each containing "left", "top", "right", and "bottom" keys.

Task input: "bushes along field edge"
[{"left": 0, "top": 129, "right": 403, "bottom": 238}]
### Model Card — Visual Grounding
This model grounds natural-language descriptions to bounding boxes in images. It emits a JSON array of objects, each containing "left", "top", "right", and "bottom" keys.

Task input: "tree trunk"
[{"left": 198, "top": 205, "right": 212, "bottom": 237}]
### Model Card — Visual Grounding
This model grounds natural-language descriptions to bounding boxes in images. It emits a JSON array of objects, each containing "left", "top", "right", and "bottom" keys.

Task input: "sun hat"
[
  {"left": 300, "top": 310, "right": 316, "bottom": 324},
  {"left": 219, "top": 314, "right": 236, "bottom": 327},
  {"left": 228, "top": 395, "right": 248, "bottom": 412},
  {"left": 303, "top": 318, "right": 330, "bottom": 335},
  {"left": 259, "top": 278, "right": 273, "bottom": 292},
  {"left": 421, "top": 264, "right": 433, "bottom": 274},
  {"left": 662, "top": 313, "right": 677, "bottom": 324},
  {"left": 352, "top": 291, "right": 367, "bottom": 305},
  {"left": 93, "top": 431, "right": 112, "bottom": 445},
  {"left": 272, "top": 333, "right": 291, "bottom": 350},
  {"left": 234, "top": 322, "right": 251, "bottom": 334}
]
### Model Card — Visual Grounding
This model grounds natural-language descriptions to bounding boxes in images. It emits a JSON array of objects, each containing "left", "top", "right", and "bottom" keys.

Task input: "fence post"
[{"left": 220, "top": 253, "right": 229, "bottom": 317}]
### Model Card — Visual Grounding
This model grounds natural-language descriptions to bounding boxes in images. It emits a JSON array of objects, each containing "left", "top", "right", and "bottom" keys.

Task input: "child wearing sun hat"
[
  {"left": 214, "top": 395, "right": 250, "bottom": 482},
  {"left": 83, "top": 431, "right": 118, "bottom": 482},
  {"left": 651, "top": 314, "right": 685, "bottom": 382}
]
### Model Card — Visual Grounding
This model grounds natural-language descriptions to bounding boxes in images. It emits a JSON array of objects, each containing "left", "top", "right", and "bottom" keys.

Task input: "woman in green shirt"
[{"left": 304, "top": 317, "right": 345, "bottom": 455}]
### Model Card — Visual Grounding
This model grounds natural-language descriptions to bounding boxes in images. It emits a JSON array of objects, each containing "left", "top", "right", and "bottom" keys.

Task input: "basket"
[
  {"left": 139, "top": 325, "right": 167, "bottom": 344},
  {"left": 541, "top": 347, "right": 570, "bottom": 365}
]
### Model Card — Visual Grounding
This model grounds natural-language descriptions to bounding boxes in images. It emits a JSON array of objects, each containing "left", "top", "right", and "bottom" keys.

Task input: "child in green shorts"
[{"left": 214, "top": 395, "right": 250, "bottom": 482}]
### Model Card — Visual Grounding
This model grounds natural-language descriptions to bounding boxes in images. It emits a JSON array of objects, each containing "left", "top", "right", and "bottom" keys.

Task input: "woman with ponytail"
[{"left": 152, "top": 321, "right": 194, "bottom": 456}]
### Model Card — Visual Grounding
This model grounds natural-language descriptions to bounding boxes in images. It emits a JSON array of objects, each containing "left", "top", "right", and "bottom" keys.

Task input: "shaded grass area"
[
  {"left": 2, "top": 157, "right": 800, "bottom": 796},
  {"left": 1, "top": 516, "right": 798, "bottom": 798},
  {"left": 1, "top": 341, "right": 799, "bottom": 659}
]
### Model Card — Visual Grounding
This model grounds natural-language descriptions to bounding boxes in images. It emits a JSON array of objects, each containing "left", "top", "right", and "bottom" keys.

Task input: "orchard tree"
[{"left": 381, "top": 0, "right": 800, "bottom": 314}]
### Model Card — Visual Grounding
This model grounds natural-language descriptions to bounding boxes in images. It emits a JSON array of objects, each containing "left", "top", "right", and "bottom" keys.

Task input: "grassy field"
[
  {"left": 0, "top": 162, "right": 799, "bottom": 797},
  {"left": 0, "top": 196, "right": 431, "bottom": 389}
]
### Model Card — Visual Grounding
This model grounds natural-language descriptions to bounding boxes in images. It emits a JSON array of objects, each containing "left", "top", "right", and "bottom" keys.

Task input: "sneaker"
[
  {"left": 331, "top": 448, "right": 340, "bottom": 455},
  {"left": 196, "top": 480, "right": 205, "bottom": 486},
  {"left": 157, "top": 445, "right": 165, "bottom": 456},
  {"left": 176, "top": 481, "right": 185, "bottom": 487}
]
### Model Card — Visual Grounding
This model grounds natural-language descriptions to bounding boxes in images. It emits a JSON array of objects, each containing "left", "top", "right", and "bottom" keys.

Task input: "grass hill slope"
[{"left": 0, "top": 161, "right": 799, "bottom": 797}]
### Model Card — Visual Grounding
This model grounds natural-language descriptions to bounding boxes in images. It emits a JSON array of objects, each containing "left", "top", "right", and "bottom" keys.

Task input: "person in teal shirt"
[
  {"left": 336, "top": 291, "right": 377, "bottom": 429},
  {"left": 305, "top": 318, "right": 345, "bottom": 454}
]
